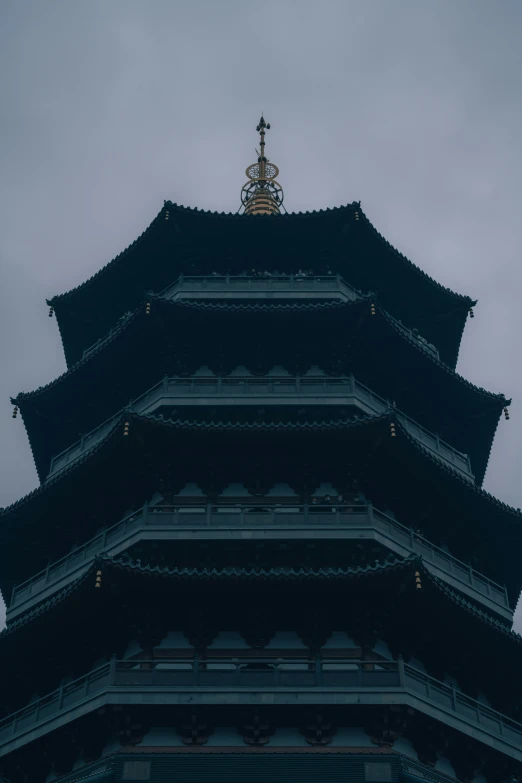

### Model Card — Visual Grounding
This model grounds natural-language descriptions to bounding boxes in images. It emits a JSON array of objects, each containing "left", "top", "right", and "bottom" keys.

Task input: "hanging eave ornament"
[{"left": 241, "top": 115, "right": 285, "bottom": 215}]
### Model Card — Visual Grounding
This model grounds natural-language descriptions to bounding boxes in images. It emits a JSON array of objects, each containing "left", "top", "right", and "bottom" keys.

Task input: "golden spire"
[{"left": 241, "top": 115, "right": 284, "bottom": 215}]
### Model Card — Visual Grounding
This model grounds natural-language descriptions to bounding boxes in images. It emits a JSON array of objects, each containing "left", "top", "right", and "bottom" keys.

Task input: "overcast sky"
[{"left": 1, "top": 0, "right": 521, "bottom": 631}]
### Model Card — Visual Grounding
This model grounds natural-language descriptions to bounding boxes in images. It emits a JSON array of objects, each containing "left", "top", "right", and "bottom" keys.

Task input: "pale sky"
[{"left": 1, "top": 0, "right": 522, "bottom": 630}]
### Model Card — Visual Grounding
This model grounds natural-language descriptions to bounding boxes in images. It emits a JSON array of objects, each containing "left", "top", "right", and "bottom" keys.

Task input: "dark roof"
[
  {"left": 2, "top": 550, "right": 521, "bottom": 721},
  {"left": 14, "top": 296, "right": 506, "bottom": 485},
  {"left": 7, "top": 549, "right": 521, "bottom": 643},
  {"left": 47, "top": 201, "right": 473, "bottom": 367},
  {"left": 105, "top": 552, "right": 416, "bottom": 580},
  {"left": 426, "top": 570, "right": 522, "bottom": 643},
  {"left": 3, "top": 552, "right": 522, "bottom": 715},
  {"left": 1, "top": 411, "right": 521, "bottom": 606},
  {"left": 111, "top": 553, "right": 522, "bottom": 645},
  {"left": 1, "top": 554, "right": 418, "bottom": 637}
]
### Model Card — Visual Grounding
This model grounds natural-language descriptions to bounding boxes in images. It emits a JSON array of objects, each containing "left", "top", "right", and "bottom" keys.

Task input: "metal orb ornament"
[{"left": 241, "top": 116, "right": 284, "bottom": 215}]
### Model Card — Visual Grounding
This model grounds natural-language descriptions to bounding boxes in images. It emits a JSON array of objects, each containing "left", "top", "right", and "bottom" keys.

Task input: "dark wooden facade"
[{"left": 0, "top": 202, "right": 520, "bottom": 783}]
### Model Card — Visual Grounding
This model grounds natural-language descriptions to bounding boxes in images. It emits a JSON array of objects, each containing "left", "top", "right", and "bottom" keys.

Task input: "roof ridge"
[
  {"left": 425, "top": 570, "right": 522, "bottom": 644},
  {"left": 358, "top": 206, "right": 473, "bottom": 304},
  {"left": 13, "top": 299, "right": 359, "bottom": 402},
  {"left": 0, "top": 553, "right": 416, "bottom": 639},
  {"left": 2, "top": 409, "right": 521, "bottom": 529},
  {"left": 46, "top": 201, "right": 472, "bottom": 312},
  {"left": 47, "top": 206, "right": 166, "bottom": 305},
  {"left": 139, "top": 410, "right": 383, "bottom": 431},
  {"left": 152, "top": 295, "right": 351, "bottom": 312},
  {"left": 0, "top": 564, "right": 94, "bottom": 636},
  {"left": 164, "top": 200, "right": 359, "bottom": 219},
  {"left": 380, "top": 308, "right": 507, "bottom": 403},
  {"left": 46, "top": 202, "right": 361, "bottom": 305},
  {"left": 104, "top": 551, "right": 418, "bottom": 578},
  {"left": 14, "top": 297, "right": 503, "bottom": 406},
  {"left": 0, "top": 413, "right": 389, "bottom": 519}
]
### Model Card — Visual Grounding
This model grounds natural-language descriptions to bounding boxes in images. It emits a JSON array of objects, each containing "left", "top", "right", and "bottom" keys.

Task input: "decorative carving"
[
  {"left": 117, "top": 717, "right": 149, "bottom": 747},
  {"left": 97, "top": 705, "right": 149, "bottom": 748},
  {"left": 300, "top": 709, "right": 337, "bottom": 745},
  {"left": 177, "top": 709, "right": 213, "bottom": 745},
  {"left": 198, "top": 475, "right": 228, "bottom": 501},
  {"left": 365, "top": 706, "right": 411, "bottom": 747},
  {"left": 297, "top": 609, "right": 330, "bottom": 651},
  {"left": 237, "top": 709, "right": 275, "bottom": 745},
  {"left": 241, "top": 619, "right": 275, "bottom": 649},
  {"left": 184, "top": 606, "right": 219, "bottom": 650},
  {"left": 243, "top": 473, "right": 273, "bottom": 498}
]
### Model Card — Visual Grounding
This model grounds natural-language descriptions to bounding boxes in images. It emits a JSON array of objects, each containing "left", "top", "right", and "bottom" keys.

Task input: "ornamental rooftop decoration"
[
  {"left": 240, "top": 115, "right": 284, "bottom": 214},
  {"left": 1, "top": 119, "right": 521, "bottom": 783}
]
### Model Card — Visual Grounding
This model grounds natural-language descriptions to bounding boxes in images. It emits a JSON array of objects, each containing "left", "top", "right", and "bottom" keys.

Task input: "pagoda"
[{"left": 1, "top": 117, "right": 521, "bottom": 783}]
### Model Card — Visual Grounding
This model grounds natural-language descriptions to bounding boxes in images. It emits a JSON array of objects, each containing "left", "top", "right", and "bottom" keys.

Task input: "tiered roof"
[
  {"left": 48, "top": 202, "right": 473, "bottom": 368},
  {"left": 15, "top": 295, "right": 506, "bottom": 484},
  {"left": 1, "top": 412, "right": 521, "bottom": 606},
  {"left": 3, "top": 189, "right": 518, "bottom": 783},
  {"left": 1, "top": 554, "right": 521, "bottom": 719}
]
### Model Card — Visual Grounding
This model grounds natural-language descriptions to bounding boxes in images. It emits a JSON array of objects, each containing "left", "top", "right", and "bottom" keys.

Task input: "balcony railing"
[
  {"left": 1, "top": 657, "right": 520, "bottom": 760},
  {"left": 47, "top": 375, "right": 473, "bottom": 481},
  {"left": 9, "top": 503, "right": 509, "bottom": 623},
  {"left": 164, "top": 275, "right": 438, "bottom": 358},
  {"left": 160, "top": 273, "right": 363, "bottom": 301},
  {"left": 386, "top": 311, "right": 439, "bottom": 359},
  {"left": 81, "top": 275, "right": 439, "bottom": 361}
]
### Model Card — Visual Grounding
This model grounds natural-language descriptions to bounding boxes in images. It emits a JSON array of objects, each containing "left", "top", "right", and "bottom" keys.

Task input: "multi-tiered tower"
[{"left": 1, "top": 119, "right": 521, "bottom": 783}]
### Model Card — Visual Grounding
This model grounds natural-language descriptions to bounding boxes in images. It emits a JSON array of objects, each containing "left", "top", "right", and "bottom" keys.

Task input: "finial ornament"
[{"left": 241, "top": 115, "right": 284, "bottom": 215}]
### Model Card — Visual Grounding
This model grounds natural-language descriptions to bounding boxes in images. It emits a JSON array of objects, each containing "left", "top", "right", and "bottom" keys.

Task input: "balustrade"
[
  {"left": 81, "top": 275, "right": 439, "bottom": 361},
  {"left": 48, "top": 375, "right": 473, "bottom": 481},
  {"left": 1, "top": 657, "right": 520, "bottom": 758},
  {"left": 9, "top": 503, "right": 509, "bottom": 621},
  {"left": 160, "top": 273, "right": 361, "bottom": 301}
]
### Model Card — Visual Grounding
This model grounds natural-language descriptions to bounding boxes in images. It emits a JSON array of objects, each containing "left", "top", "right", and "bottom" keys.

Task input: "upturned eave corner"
[{"left": 357, "top": 204, "right": 474, "bottom": 305}]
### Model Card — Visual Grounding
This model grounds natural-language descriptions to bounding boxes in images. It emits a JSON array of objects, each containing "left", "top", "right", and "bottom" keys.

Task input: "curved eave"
[
  {"left": 426, "top": 570, "right": 522, "bottom": 645},
  {"left": 0, "top": 409, "right": 389, "bottom": 523},
  {"left": 2, "top": 550, "right": 521, "bottom": 732},
  {"left": 47, "top": 202, "right": 360, "bottom": 366},
  {"left": 380, "top": 308, "right": 509, "bottom": 485},
  {"left": 1, "top": 553, "right": 417, "bottom": 639},
  {"left": 382, "top": 308, "right": 502, "bottom": 402},
  {"left": 47, "top": 201, "right": 358, "bottom": 306},
  {"left": 47, "top": 204, "right": 169, "bottom": 367},
  {"left": 110, "top": 553, "right": 522, "bottom": 647},
  {"left": 357, "top": 207, "right": 472, "bottom": 307},
  {"left": 46, "top": 200, "right": 473, "bottom": 368},
  {"left": 47, "top": 205, "right": 165, "bottom": 306},
  {"left": 354, "top": 207, "right": 474, "bottom": 368},
  {"left": 1, "top": 411, "right": 522, "bottom": 605},
  {"left": 14, "top": 296, "right": 507, "bottom": 484},
  {"left": 3, "top": 554, "right": 522, "bottom": 674},
  {"left": 17, "top": 295, "right": 503, "bottom": 404},
  {"left": 48, "top": 200, "right": 471, "bottom": 308}
]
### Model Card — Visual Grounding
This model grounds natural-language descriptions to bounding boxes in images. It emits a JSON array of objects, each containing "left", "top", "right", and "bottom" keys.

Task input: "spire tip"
[{"left": 241, "top": 117, "right": 283, "bottom": 215}]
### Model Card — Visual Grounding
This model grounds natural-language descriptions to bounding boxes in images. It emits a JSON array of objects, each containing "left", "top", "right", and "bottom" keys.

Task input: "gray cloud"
[{"left": 1, "top": 0, "right": 521, "bottom": 631}]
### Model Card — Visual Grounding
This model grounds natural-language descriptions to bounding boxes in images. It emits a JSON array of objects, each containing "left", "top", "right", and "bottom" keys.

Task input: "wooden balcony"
[
  {"left": 80, "top": 276, "right": 439, "bottom": 362},
  {"left": 0, "top": 657, "right": 520, "bottom": 761},
  {"left": 160, "top": 273, "right": 363, "bottom": 302},
  {"left": 8, "top": 503, "right": 510, "bottom": 624},
  {"left": 47, "top": 375, "right": 473, "bottom": 481}
]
